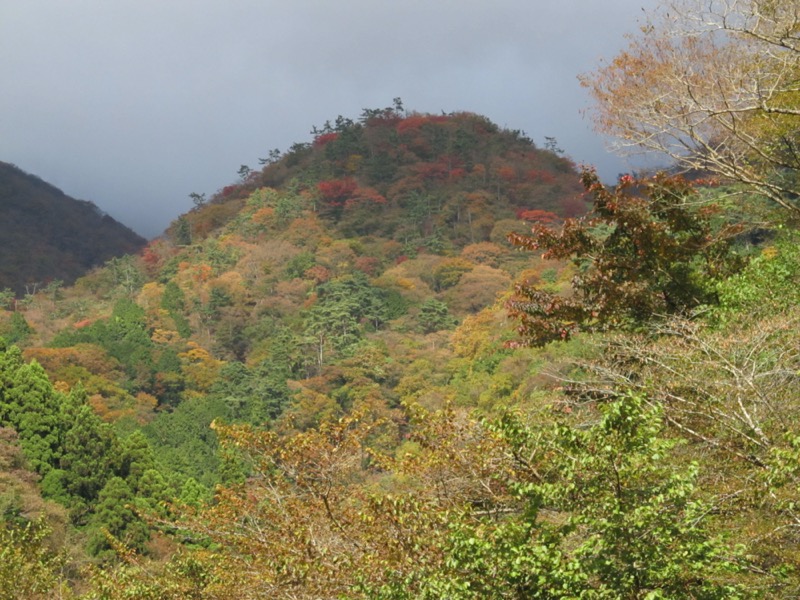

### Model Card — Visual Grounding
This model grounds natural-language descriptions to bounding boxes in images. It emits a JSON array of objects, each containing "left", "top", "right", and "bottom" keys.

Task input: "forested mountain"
[
  {"left": 0, "top": 161, "right": 146, "bottom": 295},
  {"left": 1, "top": 27, "right": 800, "bottom": 595}
]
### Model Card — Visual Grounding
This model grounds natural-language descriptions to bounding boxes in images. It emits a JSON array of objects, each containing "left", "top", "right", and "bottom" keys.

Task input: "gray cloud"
[{"left": 1, "top": 0, "right": 659, "bottom": 238}]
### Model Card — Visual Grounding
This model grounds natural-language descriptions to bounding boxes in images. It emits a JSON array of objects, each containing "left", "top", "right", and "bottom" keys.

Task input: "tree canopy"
[{"left": 581, "top": 0, "right": 800, "bottom": 214}]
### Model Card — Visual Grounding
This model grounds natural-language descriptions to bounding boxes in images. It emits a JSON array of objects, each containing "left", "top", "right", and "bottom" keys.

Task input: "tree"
[
  {"left": 107, "top": 255, "right": 145, "bottom": 296},
  {"left": 0, "top": 350, "right": 63, "bottom": 477},
  {"left": 173, "top": 216, "right": 192, "bottom": 246},
  {"left": 58, "top": 402, "right": 119, "bottom": 509},
  {"left": 107, "top": 399, "right": 746, "bottom": 599},
  {"left": 88, "top": 476, "right": 149, "bottom": 557},
  {"left": 188, "top": 192, "right": 206, "bottom": 208},
  {"left": 507, "top": 169, "right": 743, "bottom": 346},
  {"left": 418, "top": 396, "right": 746, "bottom": 599},
  {"left": 0, "top": 517, "right": 66, "bottom": 599},
  {"left": 303, "top": 274, "right": 400, "bottom": 367},
  {"left": 417, "top": 298, "right": 457, "bottom": 333},
  {"left": 581, "top": 0, "right": 800, "bottom": 214},
  {"left": 5, "top": 312, "right": 32, "bottom": 345},
  {"left": 0, "top": 288, "right": 14, "bottom": 310}
]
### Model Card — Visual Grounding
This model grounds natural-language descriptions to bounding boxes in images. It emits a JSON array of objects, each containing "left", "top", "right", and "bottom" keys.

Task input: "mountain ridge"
[{"left": 0, "top": 161, "right": 146, "bottom": 295}]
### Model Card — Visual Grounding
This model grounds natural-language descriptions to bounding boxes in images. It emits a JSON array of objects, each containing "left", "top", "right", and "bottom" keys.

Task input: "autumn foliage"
[{"left": 507, "top": 168, "right": 744, "bottom": 346}]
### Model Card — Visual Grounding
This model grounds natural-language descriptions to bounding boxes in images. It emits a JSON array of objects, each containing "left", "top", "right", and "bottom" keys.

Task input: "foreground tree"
[
  {"left": 581, "top": 0, "right": 800, "bottom": 214},
  {"left": 82, "top": 394, "right": 746, "bottom": 599},
  {"left": 506, "top": 169, "right": 742, "bottom": 346}
]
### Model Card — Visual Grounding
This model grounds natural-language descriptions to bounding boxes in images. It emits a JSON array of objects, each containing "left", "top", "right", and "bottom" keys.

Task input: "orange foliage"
[
  {"left": 24, "top": 345, "right": 122, "bottom": 382},
  {"left": 211, "top": 271, "right": 247, "bottom": 301},
  {"left": 304, "top": 265, "right": 331, "bottom": 284},
  {"left": 284, "top": 215, "right": 326, "bottom": 248},
  {"left": 251, "top": 206, "right": 276, "bottom": 226},
  {"left": 516, "top": 209, "right": 560, "bottom": 225},
  {"left": 447, "top": 265, "right": 512, "bottom": 314},
  {"left": 396, "top": 114, "right": 450, "bottom": 134},
  {"left": 345, "top": 185, "right": 386, "bottom": 207},
  {"left": 495, "top": 165, "right": 517, "bottom": 182},
  {"left": 525, "top": 169, "right": 556, "bottom": 184},
  {"left": 193, "top": 264, "right": 213, "bottom": 283},
  {"left": 137, "top": 282, "right": 165, "bottom": 317}
]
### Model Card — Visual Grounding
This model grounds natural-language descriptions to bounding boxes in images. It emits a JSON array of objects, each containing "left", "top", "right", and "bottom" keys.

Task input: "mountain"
[
  {"left": 9, "top": 105, "right": 797, "bottom": 596},
  {"left": 0, "top": 161, "right": 146, "bottom": 295}
]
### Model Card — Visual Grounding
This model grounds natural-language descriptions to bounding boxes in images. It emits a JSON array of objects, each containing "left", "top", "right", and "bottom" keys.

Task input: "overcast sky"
[{"left": 1, "top": 1, "right": 660, "bottom": 239}]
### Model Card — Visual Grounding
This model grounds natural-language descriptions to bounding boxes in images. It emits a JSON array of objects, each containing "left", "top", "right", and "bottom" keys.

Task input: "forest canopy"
[{"left": 1, "top": 5, "right": 800, "bottom": 593}]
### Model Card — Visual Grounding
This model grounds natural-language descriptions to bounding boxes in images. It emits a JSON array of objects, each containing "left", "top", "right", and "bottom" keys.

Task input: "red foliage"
[
  {"left": 559, "top": 195, "right": 590, "bottom": 219},
  {"left": 506, "top": 168, "right": 744, "bottom": 347},
  {"left": 396, "top": 115, "right": 429, "bottom": 134},
  {"left": 345, "top": 186, "right": 386, "bottom": 207},
  {"left": 412, "top": 156, "right": 464, "bottom": 181},
  {"left": 354, "top": 256, "right": 381, "bottom": 276},
  {"left": 313, "top": 132, "right": 339, "bottom": 147},
  {"left": 141, "top": 245, "right": 160, "bottom": 266},
  {"left": 317, "top": 178, "right": 358, "bottom": 206},
  {"left": 317, "top": 178, "right": 386, "bottom": 209}
]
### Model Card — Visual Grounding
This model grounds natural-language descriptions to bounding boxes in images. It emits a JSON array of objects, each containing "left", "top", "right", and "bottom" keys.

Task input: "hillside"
[
  {"left": 0, "top": 161, "right": 146, "bottom": 295},
  {"left": 1, "top": 104, "right": 799, "bottom": 598}
]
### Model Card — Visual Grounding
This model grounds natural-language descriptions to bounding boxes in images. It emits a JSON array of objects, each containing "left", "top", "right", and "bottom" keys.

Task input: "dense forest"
[
  {"left": 1, "top": 0, "right": 800, "bottom": 597},
  {"left": 0, "top": 161, "right": 146, "bottom": 295}
]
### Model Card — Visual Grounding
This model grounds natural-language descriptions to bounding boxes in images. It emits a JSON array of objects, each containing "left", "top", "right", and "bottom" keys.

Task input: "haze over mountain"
[
  {"left": 0, "top": 161, "right": 146, "bottom": 295},
  {"left": 0, "top": 0, "right": 660, "bottom": 238}
]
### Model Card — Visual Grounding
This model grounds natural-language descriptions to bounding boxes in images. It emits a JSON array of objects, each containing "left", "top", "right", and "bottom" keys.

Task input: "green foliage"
[
  {"left": 58, "top": 402, "right": 120, "bottom": 511},
  {"left": 367, "top": 397, "right": 746, "bottom": 599},
  {"left": 142, "top": 395, "right": 230, "bottom": 489},
  {"left": 417, "top": 298, "right": 457, "bottom": 333},
  {"left": 52, "top": 298, "right": 155, "bottom": 391},
  {"left": 8, "top": 103, "right": 793, "bottom": 595},
  {"left": 283, "top": 250, "right": 316, "bottom": 279},
  {"left": 172, "top": 215, "right": 192, "bottom": 246},
  {"left": 87, "top": 476, "right": 149, "bottom": 557},
  {"left": 0, "top": 289, "right": 14, "bottom": 310},
  {"left": 304, "top": 273, "right": 406, "bottom": 366},
  {"left": 106, "top": 255, "right": 145, "bottom": 296},
  {"left": 0, "top": 352, "right": 63, "bottom": 476},
  {"left": 161, "top": 281, "right": 191, "bottom": 337},
  {"left": 5, "top": 312, "right": 33, "bottom": 345},
  {"left": 212, "top": 359, "right": 293, "bottom": 424},
  {"left": 714, "top": 230, "right": 800, "bottom": 324}
]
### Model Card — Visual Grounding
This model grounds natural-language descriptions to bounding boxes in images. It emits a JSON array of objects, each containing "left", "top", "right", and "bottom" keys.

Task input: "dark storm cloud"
[{"left": 0, "top": 0, "right": 658, "bottom": 239}]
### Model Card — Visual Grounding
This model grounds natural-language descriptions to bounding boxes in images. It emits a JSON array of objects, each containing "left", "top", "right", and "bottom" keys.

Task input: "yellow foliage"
[
  {"left": 179, "top": 341, "right": 224, "bottom": 392},
  {"left": 136, "top": 282, "right": 164, "bottom": 316}
]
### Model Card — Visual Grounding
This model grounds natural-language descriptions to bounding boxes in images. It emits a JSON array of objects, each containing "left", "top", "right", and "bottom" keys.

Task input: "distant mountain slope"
[
  {"left": 0, "top": 162, "right": 146, "bottom": 294},
  {"left": 171, "top": 108, "right": 586, "bottom": 247}
]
